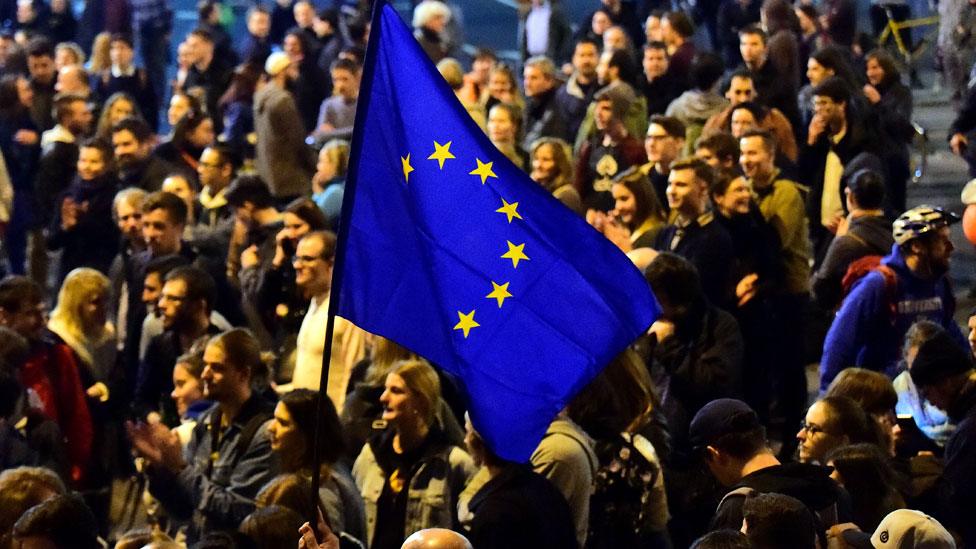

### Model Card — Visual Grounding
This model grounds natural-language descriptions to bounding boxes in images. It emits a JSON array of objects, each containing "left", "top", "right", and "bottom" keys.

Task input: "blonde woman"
[
  {"left": 95, "top": 92, "right": 143, "bottom": 139},
  {"left": 311, "top": 139, "right": 350, "bottom": 228},
  {"left": 86, "top": 32, "right": 112, "bottom": 74}
]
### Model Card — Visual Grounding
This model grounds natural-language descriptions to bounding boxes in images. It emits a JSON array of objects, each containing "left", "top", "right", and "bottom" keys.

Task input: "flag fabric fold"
[{"left": 335, "top": 0, "right": 659, "bottom": 462}]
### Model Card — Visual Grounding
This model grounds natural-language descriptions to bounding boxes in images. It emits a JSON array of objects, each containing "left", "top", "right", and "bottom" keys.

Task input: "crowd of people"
[{"left": 0, "top": 0, "right": 975, "bottom": 547}]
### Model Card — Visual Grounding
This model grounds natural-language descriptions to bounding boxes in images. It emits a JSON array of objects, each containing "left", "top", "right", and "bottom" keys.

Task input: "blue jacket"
[{"left": 820, "top": 244, "right": 966, "bottom": 391}]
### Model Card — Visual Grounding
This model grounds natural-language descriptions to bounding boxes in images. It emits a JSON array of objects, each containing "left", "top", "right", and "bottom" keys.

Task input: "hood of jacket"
[
  {"left": 847, "top": 215, "right": 894, "bottom": 253},
  {"left": 736, "top": 462, "right": 842, "bottom": 511}
]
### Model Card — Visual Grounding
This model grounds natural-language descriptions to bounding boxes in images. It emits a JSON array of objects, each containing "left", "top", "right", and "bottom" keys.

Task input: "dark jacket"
[
  {"left": 554, "top": 74, "right": 599, "bottom": 142},
  {"left": 95, "top": 68, "right": 159, "bottom": 132},
  {"left": 654, "top": 211, "right": 736, "bottom": 309},
  {"left": 522, "top": 87, "right": 567, "bottom": 149},
  {"left": 254, "top": 83, "right": 316, "bottom": 199},
  {"left": 34, "top": 134, "right": 78, "bottom": 226},
  {"left": 943, "top": 378, "right": 976, "bottom": 546},
  {"left": 811, "top": 214, "right": 894, "bottom": 310},
  {"left": 517, "top": 2, "right": 574, "bottom": 66},
  {"left": 642, "top": 71, "right": 683, "bottom": 116},
  {"left": 119, "top": 154, "right": 178, "bottom": 192},
  {"left": 184, "top": 60, "right": 234, "bottom": 131},
  {"left": 748, "top": 58, "right": 801, "bottom": 131},
  {"left": 466, "top": 464, "right": 577, "bottom": 549},
  {"left": 47, "top": 173, "right": 121, "bottom": 281}
]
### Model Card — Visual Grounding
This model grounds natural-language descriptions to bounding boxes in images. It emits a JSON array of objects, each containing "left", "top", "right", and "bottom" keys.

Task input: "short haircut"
[
  {"left": 52, "top": 92, "right": 87, "bottom": 123},
  {"left": 664, "top": 11, "right": 694, "bottom": 37},
  {"left": 670, "top": 156, "right": 716, "bottom": 188},
  {"left": 143, "top": 191, "right": 189, "bottom": 226},
  {"left": 0, "top": 276, "right": 44, "bottom": 313},
  {"left": 12, "top": 493, "right": 101, "bottom": 549},
  {"left": 742, "top": 493, "right": 817, "bottom": 549},
  {"left": 903, "top": 319, "right": 944, "bottom": 358},
  {"left": 473, "top": 47, "right": 497, "bottom": 62},
  {"left": 437, "top": 58, "right": 464, "bottom": 89},
  {"left": 689, "top": 52, "right": 725, "bottom": 91},
  {"left": 206, "top": 143, "right": 239, "bottom": 172},
  {"left": 649, "top": 114, "right": 686, "bottom": 139},
  {"left": 224, "top": 174, "right": 274, "bottom": 209},
  {"left": 0, "top": 466, "right": 67, "bottom": 538},
  {"left": 846, "top": 168, "right": 886, "bottom": 210},
  {"left": 317, "top": 7, "right": 340, "bottom": 28},
  {"left": 739, "top": 128, "right": 777, "bottom": 155},
  {"left": 605, "top": 48, "right": 638, "bottom": 85},
  {"left": 78, "top": 136, "right": 113, "bottom": 163},
  {"left": 113, "top": 188, "right": 146, "bottom": 220},
  {"left": 145, "top": 255, "right": 190, "bottom": 281},
  {"left": 644, "top": 252, "right": 704, "bottom": 310},
  {"left": 690, "top": 530, "right": 752, "bottom": 549},
  {"left": 575, "top": 36, "right": 601, "bottom": 52},
  {"left": 708, "top": 425, "right": 767, "bottom": 459},
  {"left": 188, "top": 27, "right": 214, "bottom": 43},
  {"left": 110, "top": 32, "right": 134, "bottom": 48},
  {"left": 696, "top": 132, "right": 740, "bottom": 162},
  {"left": 164, "top": 265, "right": 217, "bottom": 312},
  {"left": 738, "top": 23, "right": 768, "bottom": 43},
  {"left": 643, "top": 40, "right": 667, "bottom": 54},
  {"left": 524, "top": 55, "right": 557, "bottom": 79},
  {"left": 284, "top": 198, "right": 329, "bottom": 231},
  {"left": 298, "top": 230, "right": 338, "bottom": 260},
  {"left": 330, "top": 57, "right": 360, "bottom": 75},
  {"left": 112, "top": 116, "right": 153, "bottom": 143},
  {"left": 26, "top": 37, "right": 54, "bottom": 58},
  {"left": 247, "top": 4, "right": 270, "bottom": 18},
  {"left": 812, "top": 76, "right": 851, "bottom": 104}
]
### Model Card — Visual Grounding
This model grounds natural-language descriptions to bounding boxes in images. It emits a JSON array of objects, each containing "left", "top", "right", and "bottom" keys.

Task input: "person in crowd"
[
  {"left": 26, "top": 38, "right": 57, "bottom": 132},
  {"left": 190, "top": 144, "right": 236, "bottom": 260},
  {"left": 518, "top": 0, "right": 573, "bottom": 69},
  {"left": 825, "top": 443, "right": 906, "bottom": 532},
  {"left": 690, "top": 529, "right": 752, "bottom": 548},
  {"left": 487, "top": 102, "right": 529, "bottom": 170},
  {"left": 825, "top": 367, "right": 900, "bottom": 455},
  {"left": 259, "top": 389, "right": 365, "bottom": 543},
  {"left": 129, "top": 328, "right": 279, "bottom": 543},
  {"left": 283, "top": 29, "right": 330, "bottom": 135},
  {"left": 576, "top": 48, "right": 647, "bottom": 150},
  {"left": 908, "top": 332, "right": 976, "bottom": 544},
  {"left": 313, "top": 57, "right": 360, "bottom": 144},
  {"left": 742, "top": 492, "right": 819, "bottom": 549},
  {"left": 439, "top": 57, "right": 488, "bottom": 130},
  {"left": 821, "top": 0, "right": 856, "bottom": 49},
  {"left": 555, "top": 38, "right": 601, "bottom": 143},
  {"left": 737, "top": 24, "right": 801, "bottom": 131},
  {"left": 893, "top": 321, "right": 956, "bottom": 451},
  {"left": 0, "top": 466, "right": 67, "bottom": 546},
  {"left": 759, "top": 0, "right": 802, "bottom": 92},
  {"left": 528, "top": 137, "right": 582, "bottom": 214},
  {"left": 641, "top": 115, "right": 686, "bottom": 211},
  {"left": 643, "top": 252, "right": 743, "bottom": 454},
  {"left": 703, "top": 70, "right": 797, "bottom": 162},
  {"left": 311, "top": 139, "right": 349, "bottom": 229},
  {"left": 862, "top": 48, "right": 913, "bottom": 214},
  {"left": 820, "top": 205, "right": 966, "bottom": 390},
  {"left": 665, "top": 52, "right": 728, "bottom": 150},
  {"left": 483, "top": 64, "right": 525, "bottom": 116},
  {"left": 689, "top": 398, "right": 850, "bottom": 533},
  {"left": 197, "top": 1, "right": 236, "bottom": 67},
  {"left": 183, "top": 28, "right": 234, "bottom": 129},
  {"left": 240, "top": 505, "right": 303, "bottom": 548},
  {"left": 108, "top": 187, "right": 146, "bottom": 349},
  {"left": 255, "top": 52, "right": 316, "bottom": 203},
  {"left": 112, "top": 117, "right": 174, "bottom": 192},
  {"left": 661, "top": 11, "right": 696, "bottom": 88},
  {"left": 588, "top": 167, "right": 666, "bottom": 256},
  {"left": 216, "top": 63, "right": 261, "bottom": 159},
  {"left": 949, "top": 81, "right": 976, "bottom": 177},
  {"left": 169, "top": 351, "right": 210, "bottom": 447},
  {"left": 574, "top": 89, "right": 646, "bottom": 211},
  {"left": 154, "top": 109, "right": 215, "bottom": 178},
  {"left": 95, "top": 33, "right": 157, "bottom": 132},
  {"left": 654, "top": 158, "right": 735, "bottom": 308},
  {"left": 795, "top": 5, "right": 828, "bottom": 68},
  {"left": 640, "top": 41, "right": 682, "bottom": 117},
  {"left": 0, "top": 74, "right": 40, "bottom": 278},
  {"left": 798, "top": 46, "right": 860, "bottom": 128},
  {"left": 47, "top": 137, "right": 120, "bottom": 284},
  {"left": 11, "top": 493, "right": 102, "bottom": 549},
  {"left": 227, "top": 174, "right": 283, "bottom": 295},
  {"left": 716, "top": 0, "right": 761, "bottom": 67},
  {"left": 811, "top": 169, "right": 894, "bottom": 311},
  {"left": 797, "top": 395, "right": 879, "bottom": 464},
  {"left": 462, "top": 413, "right": 578, "bottom": 549},
  {"left": 313, "top": 7, "right": 345, "bottom": 75},
  {"left": 0, "top": 276, "right": 92, "bottom": 485},
  {"left": 167, "top": 90, "right": 201, "bottom": 131},
  {"left": 136, "top": 265, "right": 222, "bottom": 422},
  {"left": 239, "top": 5, "right": 272, "bottom": 65},
  {"left": 521, "top": 56, "right": 567, "bottom": 148},
  {"left": 695, "top": 132, "right": 741, "bottom": 176},
  {"left": 95, "top": 92, "right": 141, "bottom": 140},
  {"left": 352, "top": 359, "right": 476, "bottom": 549},
  {"left": 567, "top": 349, "right": 671, "bottom": 548},
  {"left": 54, "top": 65, "right": 93, "bottom": 104},
  {"left": 413, "top": 0, "right": 453, "bottom": 63},
  {"left": 836, "top": 508, "right": 957, "bottom": 549}
]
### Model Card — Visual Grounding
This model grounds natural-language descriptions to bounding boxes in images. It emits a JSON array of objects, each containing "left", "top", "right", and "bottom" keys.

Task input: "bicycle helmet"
[{"left": 892, "top": 205, "right": 960, "bottom": 245}]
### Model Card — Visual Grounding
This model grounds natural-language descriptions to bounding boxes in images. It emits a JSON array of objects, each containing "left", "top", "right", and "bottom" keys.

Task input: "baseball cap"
[
  {"left": 688, "top": 398, "right": 761, "bottom": 449},
  {"left": 264, "top": 52, "right": 292, "bottom": 77},
  {"left": 910, "top": 330, "right": 975, "bottom": 388},
  {"left": 842, "top": 509, "right": 956, "bottom": 548},
  {"left": 892, "top": 205, "right": 960, "bottom": 245}
]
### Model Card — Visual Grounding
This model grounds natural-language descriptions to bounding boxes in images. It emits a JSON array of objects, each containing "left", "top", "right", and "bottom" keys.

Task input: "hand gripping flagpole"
[{"left": 309, "top": 0, "right": 385, "bottom": 527}]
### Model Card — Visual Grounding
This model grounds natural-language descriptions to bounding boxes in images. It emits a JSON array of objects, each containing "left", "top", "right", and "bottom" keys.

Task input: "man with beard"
[
  {"left": 135, "top": 265, "right": 222, "bottom": 422},
  {"left": 112, "top": 117, "right": 178, "bottom": 191},
  {"left": 821, "top": 206, "right": 968, "bottom": 390},
  {"left": 555, "top": 38, "right": 601, "bottom": 142}
]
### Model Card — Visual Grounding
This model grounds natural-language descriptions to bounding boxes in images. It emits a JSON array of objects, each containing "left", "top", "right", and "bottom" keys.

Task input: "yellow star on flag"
[
  {"left": 501, "top": 241, "right": 529, "bottom": 268},
  {"left": 469, "top": 158, "right": 497, "bottom": 184},
  {"left": 401, "top": 153, "right": 414, "bottom": 182},
  {"left": 428, "top": 141, "right": 455, "bottom": 169},
  {"left": 453, "top": 310, "right": 480, "bottom": 338},
  {"left": 495, "top": 199, "right": 522, "bottom": 223},
  {"left": 486, "top": 281, "right": 512, "bottom": 308}
]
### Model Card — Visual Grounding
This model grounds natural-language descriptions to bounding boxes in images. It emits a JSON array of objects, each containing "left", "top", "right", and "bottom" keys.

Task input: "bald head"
[{"left": 401, "top": 529, "right": 473, "bottom": 549}]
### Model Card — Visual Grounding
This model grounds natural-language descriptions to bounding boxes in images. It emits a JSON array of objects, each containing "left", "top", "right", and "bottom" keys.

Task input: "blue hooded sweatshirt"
[{"left": 820, "top": 244, "right": 967, "bottom": 392}]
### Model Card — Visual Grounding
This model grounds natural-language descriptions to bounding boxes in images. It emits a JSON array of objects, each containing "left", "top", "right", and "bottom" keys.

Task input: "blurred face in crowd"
[
  {"left": 596, "top": 51, "right": 616, "bottom": 85},
  {"left": 645, "top": 15, "right": 663, "bottom": 43},
  {"left": 812, "top": 94, "right": 845, "bottom": 127},
  {"left": 76, "top": 146, "right": 107, "bottom": 181},
  {"left": 168, "top": 94, "right": 193, "bottom": 127},
  {"left": 572, "top": 41, "right": 599, "bottom": 79},
  {"left": 63, "top": 99, "right": 93, "bottom": 136},
  {"left": 15, "top": 77, "right": 33, "bottom": 108},
  {"left": 796, "top": 8, "right": 816, "bottom": 35},
  {"left": 603, "top": 27, "right": 628, "bottom": 52},
  {"left": 865, "top": 57, "right": 885, "bottom": 87},
  {"left": 247, "top": 10, "right": 270, "bottom": 38},
  {"left": 107, "top": 97, "right": 135, "bottom": 126},
  {"left": 725, "top": 75, "right": 756, "bottom": 105},
  {"left": 316, "top": 148, "right": 339, "bottom": 182},
  {"left": 293, "top": 1, "right": 315, "bottom": 28},
  {"left": 611, "top": 183, "right": 638, "bottom": 225},
  {"left": 531, "top": 143, "right": 558, "bottom": 183},
  {"left": 55, "top": 46, "right": 80, "bottom": 70},
  {"left": 968, "top": 313, "right": 976, "bottom": 357},
  {"left": 55, "top": 66, "right": 87, "bottom": 94},
  {"left": 198, "top": 147, "right": 231, "bottom": 191},
  {"left": 424, "top": 13, "right": 447, "bottom": 34},
  {"left": 643, "top": 46, "right": 668, "bottom": 80},
  {"left": 331, "top": 67, "right": 360, "bottom": 99},
  {"left": 912, "top": 226, "right": 953, "bottom": 278},
  {"left": 158, "top": 278, "right": 191, "bottom": 330},
  {"left": 187, "top": 118, "right": 215, "bottom": 149},
  {"left": 713, "top": 178, "right": 752, "bottom": 217},
  {"left": 143, "top": 208, "right": 183, "bottom": 256},
  {"left": 116, "top": 199, "right": 143, "bottom": 244},
  {"left": 806, "top": 58, "right": 833, "bottom": 87},
  {"left": 487, "top": 70, "right": 514, "bottom": 101},
  {"left": 797, "top": 400, "right": 847, "bottom": 464},
  {"left": 185, "top": 34, "right": 212, "bottom": 65},
  {"left": 591, "top": 10, "right": 612, "bottom": 36},
  {"left": 0, "top": 298, "right": 46, "bottom": 341},
  {"left": 739, "top": 32, "right": 766, "bottom": 68},
  {"left": 730, "top": 108, "right": 759, "bottom": 138},
  {"left": 695, "top": 146, "right": 721, "bottom": 169},
  {"left": 487, "top": 105, "right": 516, "bottom": 145},
  {"left": 666, "top": 168, "right": 705, "bottom": 217},
  {"left": 142, "top": 271, "right": 163, "bottom": 312},
  {"left": 380, "top": 373, "right": 421, "bottom": 427},
  {"left": 79, "top": 289, "right": 108, "bottom": 332},
  {"left": 593, "top": 99, "right": 614, "bottom": 131},
  {"left": 171, "top": 362, "right": 204, "bottom": 417},
  {"left": 280, "top": 212, "right": 313, "bottom": 248},
  {"left": 523, "top": 65, "right": 552, "bottom": 98},
  {"left": 294, "top": 236, "right": 333, "bottom": 297},
  {"left": 268, "top": 401, "right": 303, "bottom": 455},
  {"left": 176, "top": 42, "right": 192, "bottom": 69},
  {"left": 110, "top": 39, "right": 134, "bottom": 69},
  {"left": 201, "top": 343, "right": 247, "bottom": 403},
  {"left": 472, "top": 56, "right": 494, "bottom": 86},
  {"left": 645, "top": 123, "right": 681, "bottom": 166},
  {"left": 27, "top": 53, "right": 55, "bottom": 84},
  {"left": 162, "top": 176, "right": 196, "bottom": 216},
  {"left": 113, "top": 129, "right": 150, "bottom": 168},
  {"left": 739, "top": 135, "right": 774, "bottom": 180}
]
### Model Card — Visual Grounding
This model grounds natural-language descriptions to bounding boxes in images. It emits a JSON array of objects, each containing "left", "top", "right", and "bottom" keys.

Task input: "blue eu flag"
[{"left": 335, "top": 1, "right": 658, "bottom": 462}]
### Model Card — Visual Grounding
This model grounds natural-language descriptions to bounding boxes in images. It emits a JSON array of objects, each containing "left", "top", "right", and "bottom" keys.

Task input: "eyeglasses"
[
  {"left": 798, "top": 421, "right": 830, "bottom": 436},
  {"left": 292, "top": 255, "right": 332, "bottom": 265}
]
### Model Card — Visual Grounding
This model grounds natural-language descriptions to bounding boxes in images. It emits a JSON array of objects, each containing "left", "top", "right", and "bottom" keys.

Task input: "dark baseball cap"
[
  {"left": 910, "top": 330, "right": 974, "bottom": 388},
  {"left": 689, "top": 398, "right": 761, "bottom": 448}
]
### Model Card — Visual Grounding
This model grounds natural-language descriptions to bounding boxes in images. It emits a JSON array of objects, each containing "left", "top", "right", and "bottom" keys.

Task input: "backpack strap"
[
  {"left": 230, "top": 409, "right": 273, "bottom": 470},
  {"left": 874, "top": 265, "right": 899, "bottom": 323},
  {"left": 717, "top": 485, "right": 757, "bottom": 511}
]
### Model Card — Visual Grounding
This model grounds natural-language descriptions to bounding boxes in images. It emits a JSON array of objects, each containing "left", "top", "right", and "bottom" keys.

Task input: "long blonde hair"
[{"left": 48, "top": 268, "right": 113, "bottom": 368}]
